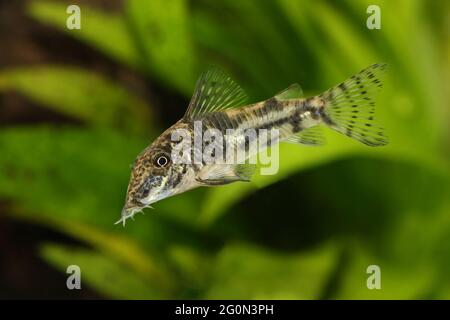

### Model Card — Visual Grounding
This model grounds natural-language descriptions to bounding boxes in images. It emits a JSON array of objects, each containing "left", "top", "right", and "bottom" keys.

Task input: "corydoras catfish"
[{"left": 118, "top": 64, "right": 388, "bottom": 225}]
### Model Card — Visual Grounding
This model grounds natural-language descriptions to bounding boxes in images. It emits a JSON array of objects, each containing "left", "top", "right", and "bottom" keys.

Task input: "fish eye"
[{"left": 154, "top": 153, "right": 170, "bottom": 168}]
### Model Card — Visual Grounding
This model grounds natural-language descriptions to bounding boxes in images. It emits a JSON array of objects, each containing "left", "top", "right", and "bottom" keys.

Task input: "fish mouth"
[
  {"left": 115, "top": 204, "right": 153, "bottom": 227},
  {"left": 116, "top": 192, "right": 172, "bottom": 226}
]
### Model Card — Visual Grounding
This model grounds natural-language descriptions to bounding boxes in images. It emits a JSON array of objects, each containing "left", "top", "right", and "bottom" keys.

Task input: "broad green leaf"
[
  {"left": 197, "top": 138, "right": 368, "bottom": 226},
  {"left": 192, "top": 1, "right": 302, "bottom": 97},
  {"left": 192, "top": 10, "right": 274, "bottom": 96},
  {"left": 0, "top": 127, "right": 208, "bottom": 250},
  {"left": 28, "top": 1, "right": 140, "bottom": 68},
  {"left": 126, "top": 0, "right": 197, "bottom": 94},
  {"left": 342, "top": 0, "right": 445, "bottom": 142},
  {"left": 40, "top": 244, "right": 167, "bottom": 299},
  {"left": 220, "top": 0, "right": 300, "bottom": 83},
  {"left": 306, "top": 1, "right": 377, "bottom": 68},
  {"left": 203, "top": 158, "right": 450, "bottom": 299},
  {"left": 13, "top": 210, "right": 175, "bottom": 291},
  {"left": 0, "top": 66, "right": 154, "bottom": 136},
  {"left": 199, "top": 139, "right": 356, "bottom": 225},
  {"left": 334, "top": 243, "right": 435, "bottom": 299},
  {"left": 168, "top": 245, "right": 214, "bottom": 296},
  {"left": 199, "top": 134, "right": 450, "bottom": 227},
  {"left": 277, "top": 0, "right": 342, "bottom": 81},
  {"left": 279, "top": 0, "right": 446, "bottom": 146},
  {"left": 205, "top": 243, "right": 339, "bottom": 299},
  {"left": 370, "top": 204, "right": 450, "bottom": 299}
]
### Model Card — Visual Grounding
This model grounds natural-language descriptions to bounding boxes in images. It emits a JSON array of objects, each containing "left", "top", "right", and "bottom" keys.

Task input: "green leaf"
[
  {"left": 279, "top": 0, "right": 445, "bottom": 147},
  {"left": 40, "top": 244, "right": 167, "bottom": 299},
  {"left": 0, "top": 126, "right": 141, "bottom": 231},
  {"left": 0, "top": 126, "right": 211, "bottom": 250},
  {"left": 198, "top": 140, "right": 355, "bottom": 225},
  {"left": 14, "top": 210, "right": 176, "bottom": 291},
  {"left": 125, "top": 0, "right": 197, "bottom": 94},
  {"left": 205, "top": 243, "right": 339, "bottom": 299},
  {"left": 334, "top": 244, "right": 436, "bottom": 299},
  {"left": 27, "top": 0, "right": 139, "bottom": 67},
  {"left": 28, "top": 0, "right": 140, "bottom": 68},
  {"left": 0, "top": 66, "right": 154, "bottom": 136},
  {"left": 307, "top": 1, "right": 377, "bottom": 68},
  {"left": 220, "top": 0, "right": 300, "bottom": 84},
  {"left": 277, "top": 0, "right": 341, "bottom": 81},
  {"left": 191, "top": 9, "right": 274, "bottom": 97},
  {"left": 199, "top": 135, "right": 450, "bottom": 226}
]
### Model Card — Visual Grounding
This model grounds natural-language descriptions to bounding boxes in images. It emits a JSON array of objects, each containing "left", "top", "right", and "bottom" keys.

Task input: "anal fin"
[{"left": 284, "top": 126, "right": 325, "bottom": 146}]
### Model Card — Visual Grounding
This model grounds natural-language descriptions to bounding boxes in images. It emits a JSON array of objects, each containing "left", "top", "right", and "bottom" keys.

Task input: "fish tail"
[{"left": 317, "top": 63, "right": 388, "bottom": 146}]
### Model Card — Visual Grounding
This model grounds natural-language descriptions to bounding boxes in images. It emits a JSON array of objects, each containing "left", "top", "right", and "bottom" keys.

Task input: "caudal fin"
[{"left": 319, "top": 63, "right": 388, "bottom": 146}]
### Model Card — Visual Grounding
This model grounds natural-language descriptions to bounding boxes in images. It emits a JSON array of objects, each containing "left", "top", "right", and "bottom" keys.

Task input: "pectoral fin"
[{"left": 196, "top": 164, "right": 256, "bottom": 186}]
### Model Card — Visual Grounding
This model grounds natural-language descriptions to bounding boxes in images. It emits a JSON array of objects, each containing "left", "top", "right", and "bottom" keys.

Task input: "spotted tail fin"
[{"left": 319, "top": 63, "right": 388, "bottom": 146}]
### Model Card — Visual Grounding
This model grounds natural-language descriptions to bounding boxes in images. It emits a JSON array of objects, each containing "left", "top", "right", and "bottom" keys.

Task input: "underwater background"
[{"left": 0, "top": 0, "right": 449, "bottom": 299}]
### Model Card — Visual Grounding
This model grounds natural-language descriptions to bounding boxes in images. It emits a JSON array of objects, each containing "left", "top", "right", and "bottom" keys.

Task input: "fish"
[{"left": 117, "top": 63, "right": 388, "bottom": 225}]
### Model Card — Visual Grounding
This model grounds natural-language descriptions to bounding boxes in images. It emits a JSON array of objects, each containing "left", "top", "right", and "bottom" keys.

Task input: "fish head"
[{"left": 119, "top": 124, "right": 197, "bottom": 225}]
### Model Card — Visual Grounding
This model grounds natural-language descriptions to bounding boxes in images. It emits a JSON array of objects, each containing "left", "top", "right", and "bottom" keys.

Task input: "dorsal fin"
[
  {"left": 274, "top": 83, "right": 303, "bottom": 101},
  {"left": 184, "top": 69, "right": 248, "bottom": 120}
]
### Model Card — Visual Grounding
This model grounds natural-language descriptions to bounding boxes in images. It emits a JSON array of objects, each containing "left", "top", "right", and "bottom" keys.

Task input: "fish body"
[{"left": 119, "top": 64, "right": 388, "bottom": 225}]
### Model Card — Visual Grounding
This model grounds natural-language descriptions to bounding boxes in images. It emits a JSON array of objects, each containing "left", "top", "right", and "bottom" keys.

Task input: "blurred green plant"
[{"left": 0, "top": 0, "right": 449, "bottom": 299}]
